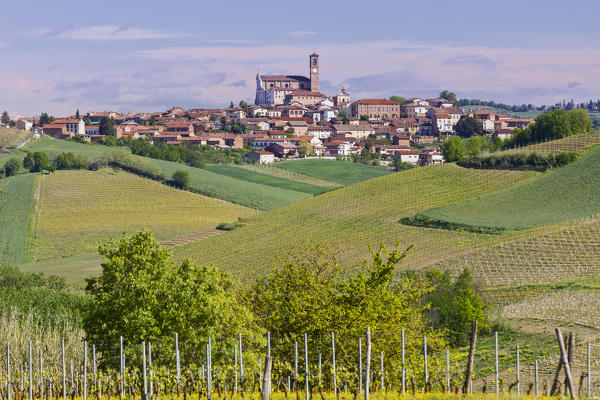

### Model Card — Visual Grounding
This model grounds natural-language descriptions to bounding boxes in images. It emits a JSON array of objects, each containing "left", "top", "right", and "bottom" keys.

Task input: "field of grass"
[
  {"left": 414, "top": 146, "right": 600, "bottom": 232},
  {"left": 238, "top": 163, "right": 341, "bottom": 187},
  {"left": 204, "top": 164, "right": 337, "bottom": 195},
  {"left": 0, "top": 174, "right": 37, "bottom": 265},
  {"left": 460, "top": 105, "right": 543, "bottom": 119},
  {"left": 173, "top": 165, "right": 538, "bottom": 281},
  {"left": 273, "top": 159, "right": 391, "bottom": 185},
  {"left": 0, "top": 126, "right": 30, "bottom": 148},
  {"left": 31, "top": 169, "right": 255, "bottom": 263}
]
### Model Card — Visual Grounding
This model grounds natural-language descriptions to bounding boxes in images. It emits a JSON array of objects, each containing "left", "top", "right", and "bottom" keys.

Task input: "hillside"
[
  {"left": 0, "top": 127, "right": 30, "bottom": 148},
  {"left": 413, "top": 146, "right": 600, "bottom": 232},
  {"left": 30, "top": 169, "right": 255, "bottom": 263},
  {"left": 488, "top": 131, "right": 600, "bottom": 156},
  {"left": 172, "top": 164, "right": 538, "bottom": 280},
  {"left": 273, "top": 158, "right": 391, "bottom": 185}
]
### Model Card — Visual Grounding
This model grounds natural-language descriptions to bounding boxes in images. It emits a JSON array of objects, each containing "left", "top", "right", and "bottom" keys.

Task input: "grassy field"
[
  {"left": 414, "top": 146, "right": 600, "bottom": 232},
  {"left": 173, "top": 165, "right": 538, "bottom": 281},
  {"left": 238, "top": 164, "right": 341, "bottom": 187},
  {"left": 204, "top": 164, "right": 337, "bottom": 195},
  {"left": 31, "top": 169, "right": 255, "bottom": 263},
  {"left": 273, "top": 159, "right": 392, "bottom": 185},
  {"left": 460, "top": 105, "right": 543, "bottom": 119},
  {"left": 0, "top": 126, "right": 30, "bottom": 148},
  {"left": 0, "top": 174, "right": 37, "bottom": 265}
]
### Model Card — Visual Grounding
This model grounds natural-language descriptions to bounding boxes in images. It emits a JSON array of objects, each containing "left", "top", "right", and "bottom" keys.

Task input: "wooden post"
[
  {"left": 234, "top": 345, "right": 238, "bottom": 393},
  {"left": 495, "top": 331, "right": 499, "bottom": 395},
  {"left": 239, "top": 333, "right": 244, "bottom": 392},
  {"left": 83, "top": 341, "right": 87, "bottom": 400},
  {"left": 262, "top": 355, "right": 272, "bottom": 400},
  {"left": 516, "top": 345, "right": 520, "bottom": 396},
  {"left": 62, "top": 339, "right": 66, "bottom": 400},
  {"left": 331, "top": 332, "right": 337, "bottom": 397},
  {"left": 175, "top": 333, "right": 181, "bottom": 388},
  {"left": 28, "top": 341, "right": 32, "bottom": 400},
  {"left": 142, "top": 341, "right": 148, "bottom": 400},
  {"left": 148, "top": 342, "right": 153, "bottom": 399},
  {"left": 207, "top": 337, "right": 212, "bottom": 400},
  {"left": 380, "top": 351, "right": 384, "bottom": 392},
  {"left": 535, "top": 360, "right": 539, "bottom": 396},
  {"left": 556, "top": 328, "right": 575, "bottom": 398},
  {"left": 365, "top": 327, "right": 371, "bottom": 400},
  {"left": 463, "top": 321, "right": 477, "bottom": 393},
  {"left": 39, "top": 349, "right": 43, "bottom": 398},
  {"left": 587, "top": 343, "right": 591, "bottom": 399},
  {"left": 6, "top": 343, "right": 9, "bottom": 400},
  {"left": 295, "top": 341, "right": 298, "bottom": 386},
  {"left": 423, "top": 337, "right": 428, "bottom": 392},
  {"left": 119, "top": 336, "right": 124, "bottom": 399},
  {"left": 401, "top": 329, "right": 405, "bottom": 395},
  {"left": 92, "top": 345, "right": 97, "bottom": 394},
  {"left": 358, "top": 337, "right": 362, "bottom": 392},
  {"left": 304, "top": 333, "right": 309, "bottom": 400},
  {"left": 446, "top": 349, "right": 450, "bottom": 394},
  {"left": 318, "top": 353, "right": 322, "bottom": 387}
]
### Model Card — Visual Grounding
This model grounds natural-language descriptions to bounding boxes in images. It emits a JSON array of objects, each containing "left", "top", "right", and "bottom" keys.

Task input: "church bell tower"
[{"left": 309, "top": 53, "right": 319, "bottom": 92}]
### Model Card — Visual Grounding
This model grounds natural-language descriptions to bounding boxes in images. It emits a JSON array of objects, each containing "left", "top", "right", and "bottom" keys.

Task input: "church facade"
[{"left": 255, "top": 53, "right": 320, "bottom": 105}]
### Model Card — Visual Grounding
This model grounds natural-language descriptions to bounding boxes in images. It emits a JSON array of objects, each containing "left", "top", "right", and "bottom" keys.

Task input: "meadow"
[
  {"left": 273, "top": 159, "right": 392, "bottom": 185},
  {"left": 413, "top": 146, "right": 600, "bottom": 232},
  {"left": 173, "top": 164, "right": 538, "bottom": 281},
  {"left": 31, "top": 169, "right": 255, "bottom": 263},
  {"left": 0, "top": 173, "right": 37, "bottom": 265},
  {"left": 238, "top": 163, "right": 341, "bottom": 187}
]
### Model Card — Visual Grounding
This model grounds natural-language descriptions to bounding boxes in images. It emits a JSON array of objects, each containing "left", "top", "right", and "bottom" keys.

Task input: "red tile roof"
[{"left": 355, "top": 99, "right": 400, "bottom": 105}]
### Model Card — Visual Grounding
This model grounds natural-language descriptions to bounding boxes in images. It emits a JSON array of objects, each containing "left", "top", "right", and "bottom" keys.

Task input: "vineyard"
[
  {"left": 31, "top": 169, "right": 255, "bottom": 265},
  {"left": 413, "top": 146, "right": 600, "bottom": 232},
  {"left": 0, "top": 174, "right": 37, "bottom": 265},
  {"left": 490, "top": 132, "right": 600, "bottom": 157},
  {"left": 237, "top": 164, "right": 341, "bottom": 187},
  {"left": 173, "top": 164, "right": 538, "bottom": 280},
  {"left": 272, "top": 159, "right": 391, "bottom": 186},
  {"left": 0, "top": 127, "right": 30, "bottom": 148}
]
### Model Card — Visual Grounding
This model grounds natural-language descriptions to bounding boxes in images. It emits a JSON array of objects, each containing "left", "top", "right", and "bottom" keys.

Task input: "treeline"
[
  {"left": 457, "top": 152, "right": 579, "bottom": 171},
  {"left": 458, "top": 99, "right": 535, "bottom": 113}
]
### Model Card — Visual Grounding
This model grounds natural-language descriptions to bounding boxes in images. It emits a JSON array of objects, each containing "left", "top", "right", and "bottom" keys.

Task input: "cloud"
[
  {"left": 285, "top": 31, "right": 317, "bottom": 37},
  {"left": 443, "top": 54, "right": 499, "bottom": 67},
  {"left": 40, "top": 25, "right": 182, "bottom": 40},
  {"left": 568, "top": 81, "right": 582, "bottom": 89},
  {"left": 229, "top": 80, "right": 247, "bottom": 87}
]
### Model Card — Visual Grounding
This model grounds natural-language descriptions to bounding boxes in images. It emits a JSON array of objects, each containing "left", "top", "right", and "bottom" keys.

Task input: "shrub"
[
  {"left": 457, "top": 151, "right": 578, "bottom": 171},
  {"left": 100, "top": 150, "right": 164, "bottom": 180},
  {"left": 216, "top": 222, "right": 246, "bottom": 231},
  {"left": 55, "top": 152, "right": 90, "bottom": 170},
  {"left": 171, "top": 170, "right": 190, "bottom": 189},
  {"left": 2, "top": 158, "right": 22, "bottom": 177}
]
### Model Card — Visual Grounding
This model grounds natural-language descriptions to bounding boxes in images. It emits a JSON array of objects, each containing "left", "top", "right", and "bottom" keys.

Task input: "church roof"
[{"left": 260, "top": 75, "right": 310, "bottom": 82}]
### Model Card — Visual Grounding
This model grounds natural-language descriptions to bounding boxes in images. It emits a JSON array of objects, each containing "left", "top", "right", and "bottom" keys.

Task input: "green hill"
[
  {"left": 412, "top": 146, "right": 600, "bottom": 232},
  {"left": 172, "top": 165, "right": 538, "bottom": 280},
  {"left": 273, "top": 159, "right": 391, "bottom": 185}
]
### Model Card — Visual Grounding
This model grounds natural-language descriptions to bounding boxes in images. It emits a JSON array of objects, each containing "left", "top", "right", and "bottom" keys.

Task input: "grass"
[
  {"left": 413, "top": 146, "right": 600, "bottom": 232},
  {"left": 0, "top": 126, "right": 30, "bottom": 148},
  {"left": 172, "top": 165, "right": 538, "bottom": 281},
  {"left": 273, "top": 159, "right": 392, "bottom": 185},
  {"left": 0, "top": 174, "right": 37, "bottom": 265},
  {"left": 238, "top": 164, "right": 341, "bottom": 187},
  {"left": 460, "top": 105, "right": 543, "bottom": 119},
  {"left": 31, "top": 169, "right": 255, "bottom": 263},
  {"left": 488, "top": 132, "right": 600, "bottom": 157},
  {"left": 204, "top": 164, "right": 337, "bottom": 195}
]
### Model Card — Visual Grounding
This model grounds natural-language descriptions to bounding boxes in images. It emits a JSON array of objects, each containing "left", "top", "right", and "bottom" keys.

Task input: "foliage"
[
  {"left": 457, "top": 151, "right": 578, "bottom": 171},
  {"left": 465, "top": 136, "right": 492, "bottom": 156},
  {"left": 441, "top": 136, "right": 465, "bottom": 162},
  {"left": 389, "top": 95, "right": 406, "bottom": 105},
  {"left": 38, "top": 112, "right": 55, "bottom": 126},
  {"left": 360, "top": 114, "right": 370, "bottom": 121},
  {"left": 439, "top": 90, "right": 458, "bottom": 106},
  {"left": 505, "top": 109, "right": 592, "bottom": 147},
  {"left": 393, "top": 158, "right": 416, "bottom": 171},
  {"left": 297, "top": 140, "right": 313, "bottom": 157},
  {"left": 249, "top": 241, "right": 446, "bottom": 388},
  {"left": 54, "top": 152, "right": 90, "bottom": 170},
  {"left": 416, "top": 146, "right": 600, "bottom": 231},
  {"left": 1, "top": 111, "right": 10, "bottom": 125},
  {"left": 99, "top": 116, "right": 116, "bottom": 136},
  {"left": 424, "top": 269, "right": 489, "bottom": 346},
  {"left": 216, "top": 222, "right": 246, "bottom": 231},
  {"left": 171, "top": 169, "right": 190, "bottom": 189},
  {"left": 84, "top": 230, "right": 258, "bottom": 367},
  {"left": 32, "top": 151, "right": 54, "bottom": 172},
  {"left": 455, "top": 116, "right": 483, "bottom": 138},
  {"left": 2, "top": 158, "right": 21, "bottom": 177},
  {"left": 99, "top": 150, "right": 164, "bottom": 180}
]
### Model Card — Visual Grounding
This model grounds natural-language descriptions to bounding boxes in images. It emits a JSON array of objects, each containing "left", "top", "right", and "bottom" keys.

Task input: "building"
[
  {"left": 53, "top": 118, "right": 85, "bottom": 135},
  {"left": 394, "top": 150, "right": 420, "bottom": 165},
  {"left": 284, "top": 91, "right": 327, "bottom": 107},
  {"left": 333, "top": 88, "right": 350, "bottom": 106},
  {"left": 350, "top": 99, "right": 401, "bottom": 119},
  {"left": 16, "top": 119, "right": 33, "bottom": 131},
  {"left": 332, "top": 124, "right": 375, "bottom": 139},
  {"left": 245, "top": 151, "right": 275, "bottom": 164},
  {"left": 255, "top": 54, "right": 320, "bottom": 105},
  {"left": 43, "top": 124, "right": 72, "bottom": 139}
]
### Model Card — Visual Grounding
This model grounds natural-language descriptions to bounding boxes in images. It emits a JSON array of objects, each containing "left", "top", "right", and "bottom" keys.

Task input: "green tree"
[
  {"left": 393, "top": 158, "right": 416, "bottom": 171},
  {"left": 75, "top": 108, "right": 80, "bottom": 119},
  {"left": 84, "top": 230, "right": 257, "bottom": 367},
  {"left": 389, "top": 95, "right": 406, "bottom": 105},
  {"left": 442, "top": 136, "right": 465, "bottom": 162},
  {"left": 38, "top": 112, "right": 55, "bottom": 126},
  {"left": 297, "top": 140, "right": 313, "bottom": 157},
  {"left": 360, "top": 114, "right": 370, "bottom": 121},
  {"left": 465, "top": 135, "right": 491, "bottom": 156},
  {"left": 337, "top": 110, "right": 350, "bottom": 124},
  {"left": 99, "top": 116, "right": 116, "bottom": 136},
  {"left": 32, "top": 152, "right": 52, "bottom": 172},
  {"left": 149, "top": 115, "right": 157, "bottom": 126},
  {"left": 239, "top": 100, "right": 248, "bottom": 109},
  {"left": 425, "top": 269, "right": 489, "bottom": 346},
  {"left": 171, "top": 170, "right": 190, "bottom": 189},
  {"left": 1, "top": 111, "right": 10, "bottom": 125},
  {"left": 23, "top": 153, "right": 34, "bottom": 171},
  {"left": 439, "top": 90, "right": 458, "bottom": 105},
  {"left": 455, "top": 116, "right": 482, "bottom": 138},
  {"left": 2, "top": 158, "right": 22, "bottom": 177}
]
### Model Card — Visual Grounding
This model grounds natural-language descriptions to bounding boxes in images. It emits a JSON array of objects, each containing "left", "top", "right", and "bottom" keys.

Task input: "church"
[{"left": 255, "top": 53, "right": 320, "bottom": 105}]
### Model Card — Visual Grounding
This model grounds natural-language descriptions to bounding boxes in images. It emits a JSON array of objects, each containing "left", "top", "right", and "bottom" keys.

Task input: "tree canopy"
[
  {"left": 439, "top": 90, "right": 458, "bottom": 105},
  {"left": 455, "top": 116, "right": 482, "bottom": 138},
  {"left": 442, "top": 136, "right": 465, "bottom": 162}
]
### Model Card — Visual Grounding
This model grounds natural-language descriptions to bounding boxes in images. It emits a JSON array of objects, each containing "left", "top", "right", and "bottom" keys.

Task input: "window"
[
  {"left": 313, "top": 59, "right": 317, "bottom": 65},
  {"left": 270, "top": 83, "right": 274, "bottom": 88},
  {"left": 285, "top": 83, "right": 289, "bottom": 88}
]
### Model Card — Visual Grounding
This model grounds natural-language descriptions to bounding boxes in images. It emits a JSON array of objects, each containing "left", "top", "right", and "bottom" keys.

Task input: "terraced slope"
[
  {"left": 489, "top": 132, "right": 600, "bottom": 156},
  {"left": 238, "top": 164, "right": 340, "bottom": 187},
  {"left": 0, "top": 127, "right": 30, "bottom": 148},
  {"left": 414, "top": 146, "right": 600, "bottom": 232},
  {"left": 273, "top": 159, "right": 391, "bottom": 185},
  {"left": 32, "top": 169, "right": 255, "bottom": 262},
  {"left": 0, "top": 174, "right": 37, "bottom": 265},
  {"left": 173, "top": 165, "right": 538, "bottom": 280}
]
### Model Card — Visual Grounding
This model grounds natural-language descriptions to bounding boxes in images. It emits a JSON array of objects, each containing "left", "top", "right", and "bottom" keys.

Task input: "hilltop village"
[{"left": 5, "top": 54, "right": 535, "bottom": 167}]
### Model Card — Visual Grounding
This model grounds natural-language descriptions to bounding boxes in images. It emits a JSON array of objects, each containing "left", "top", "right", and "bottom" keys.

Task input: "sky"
[{"left": 1, "top": 0, "right": 599, "bottom": 116}]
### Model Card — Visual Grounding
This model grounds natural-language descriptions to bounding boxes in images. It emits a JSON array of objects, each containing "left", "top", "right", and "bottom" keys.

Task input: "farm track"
[{"left": 162, "top": 229, "right": 224, "bottom": 248}]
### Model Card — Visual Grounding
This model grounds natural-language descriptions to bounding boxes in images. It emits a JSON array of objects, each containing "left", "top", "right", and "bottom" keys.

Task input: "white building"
[
  {"left": 16, "top": 119, "right": 33, "bottom": 131},
  {"left": 245, "top": 151, "right": 275, "bottom": 164}
]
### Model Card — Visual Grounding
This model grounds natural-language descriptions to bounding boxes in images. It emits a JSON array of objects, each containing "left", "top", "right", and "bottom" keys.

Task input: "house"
[
  {"left": 323, "top": 141, "right": 352, "bottom": 156},
  {"left": 245, "top": 151, "right": 275, "bottom": 164},
  {"left": 16, "top": 119, "right": 33, "bottom": 131},
  {"left": 279, "top": 105, "right": 307, "bottom": 118},
  {"left": 307, "top": 125, "right": 333, "bottom": 139},
  {"left": 420, "top": 147, "right": 444, "bottom": 165},
  {"left": 372, "top": 145, "right": 410, "bottom": 156},
  {"left": 405, "top": 98, "right": 430, "bottom": 106},
  {"left": 165, "top": 122, "right": 194, "bottom": 136},
  {"left": 284, "top": 90, "right": 327, "bottom": 107},
  {"left": 331, "top": 124, "right": 375, "bottom": 139},
  {"left": 85, "top": 125, "right": 100, "bottom": 135},
  {"left": 426, "top": 107, "right": 463, "bottom": 131},
  {"left": 402, "top": 104, "right": 429, "bottom": 118},
  {"left": 267, "top": 141, "right": 298, "bottom": 158},
  {"left": 432, "top": 114, "right": 453, "bottom": 134},
  {"left": 333, "top": 87, "right": 350, "bottom": 106},
  {"left": 392, "top": 135, "right": 410, "bottom": 147},
  {"left": 493, "top": 129, "right": 514, "bottom": 140},
  {"left": 285, "top": 120, "right": 309, "bottom": 135},
  {"left": 394, "top": 150, "right": 420, "bottom": 165},
  {"left": 43, "top": 124, "right": 72, "bottom": 139},
  {"left": 351, "top": 99, "right": 401, "bottom": 119},
  {"left": 53, "top": 118, "right": 85, "bottom": 135},
  {"left": 153, "top": 133, "right": 182, "bottom": 143},
  {"left": 85, "top": 112, "right": 120, "bottom": 123}
]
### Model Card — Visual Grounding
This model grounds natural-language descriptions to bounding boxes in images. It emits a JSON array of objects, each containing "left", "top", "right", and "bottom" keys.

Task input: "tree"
[
  {"left": 84, "top": 230, "right": 257, "bottom": 367},
  {"left": 171, "top": 170, "right": 190, "bottom": 189},
  {"left": 360, "top": 114, "right": 370, "bottom": 121},
  {"left": 38, "top": 112, "right": 54, "bottom": 126},
  {"left": 466, "top": 135, "right": 491, "bottom": 156},
  {"left": 425, "top": 269, "right": 488, "bottom": 347},
  {"left": 389, "top": 95, "right": 406, "bottom": 105},
  {"left": 229, "top": 101, "right": 235, "bottom": 108},
  {"left": 99, "top": 116, "right": 116, "bottom": 136},
  {"left": 2, "top": 158, "right": 21, "bottom": 177},
  {"left": 297, "top": 140, "right": 313, "bottom": 157},
  {"left": 75, "top": 109, "right": 80, "bottom": 119},
  {"left": 32, "top": 152, "right": 52, "bottom": 172},
  {"left": 239, "top": 100, "right": 248, "bottom": 109},
  {"left": 393, "top": 158, "right": 415, "bottom": 171},
  {"left": 149, "top": 115, "right": 157, "bottom": 126},
  {"left": 1, "top": 111, "right": 10, "bottom": 125},
  {"left": 442, "top": 136, "right": 465, "bottom": 162},
  {"left": 439, "top": 90, "right": 458, "bottom": 105},
  {"left": 23, "top": 153, "right": 34, "bottom": 171},
  {"left": 337, "top": 110, "right": 350, "bottom": 124},
  {"left": 455, "top": 116, "right": 482, "bottom": 138}
]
